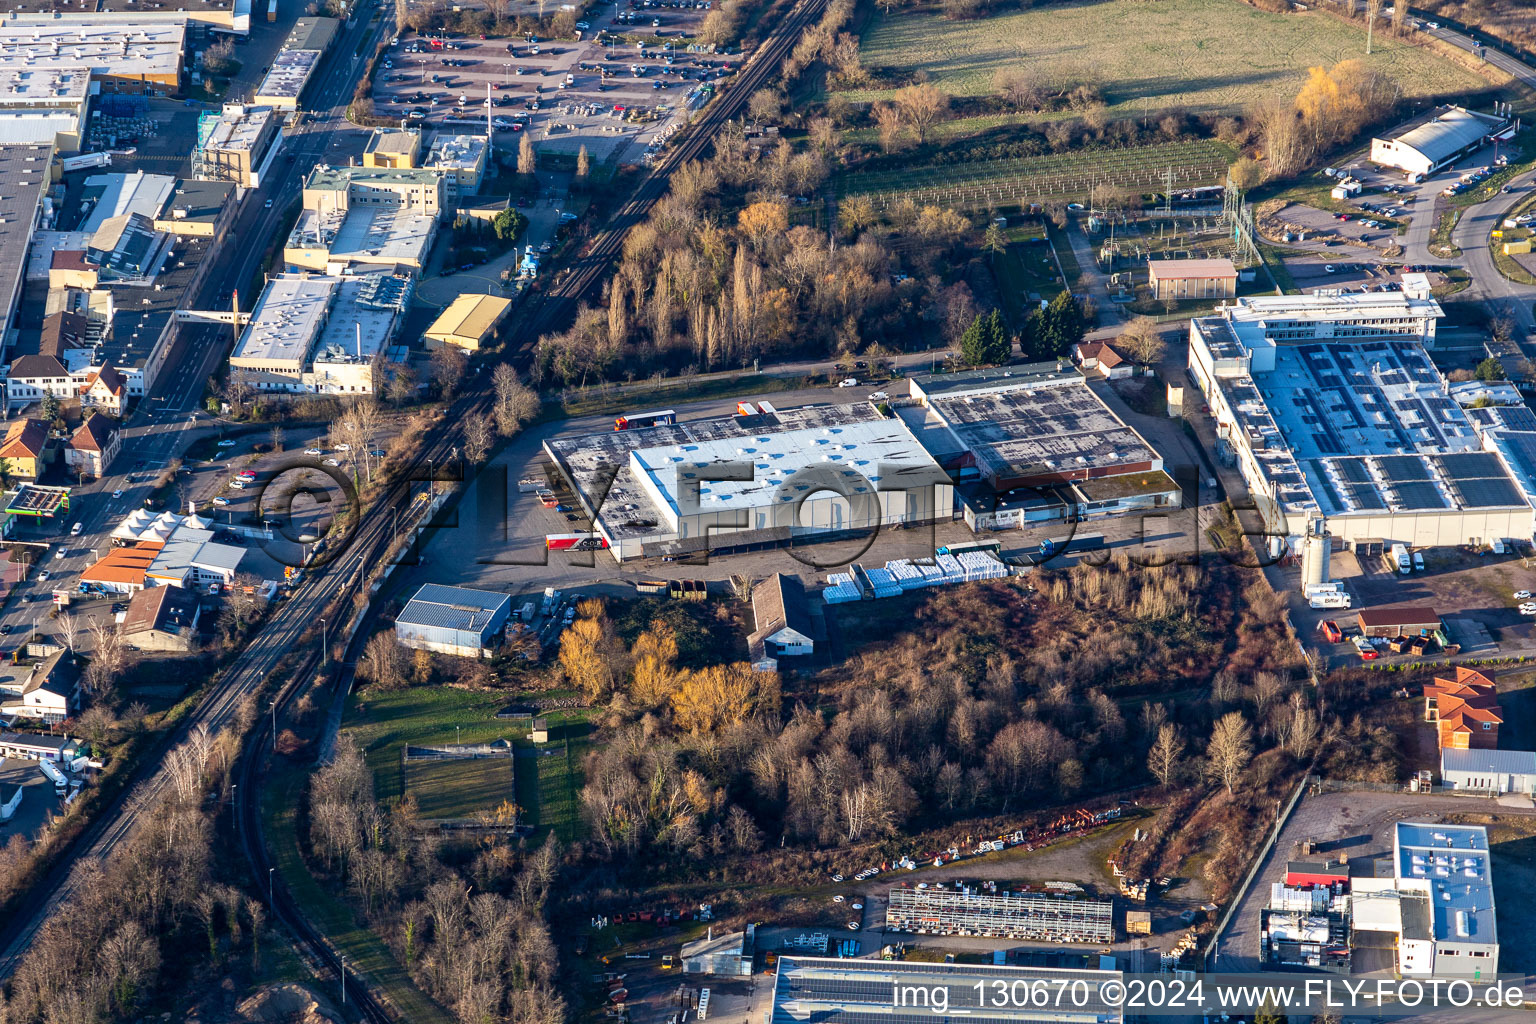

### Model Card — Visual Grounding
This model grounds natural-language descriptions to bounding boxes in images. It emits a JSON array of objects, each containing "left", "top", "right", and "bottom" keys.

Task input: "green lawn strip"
[
  {"left": 1430, "top": 207, "right": 1463, "bottom": 257},
  {"left": 1256, "top": 243, "right": 1298, "bottom": 295},
  {"left": 1046, "top": 220, "right": 1081, "bottom": 284},
  {"left": 1433, "top": 267, "right": 1472, "bottom": 298},
  {"left": 262, "top": 760, "right": 454, "bottom": 1024},
  {"left": 991, "top": 244, "right": 1063, "bottom": 329},
  {"left": 836, "top": 140, "right": 1233, "bottom": 204},
  {"left": 1489, "top": 191, "right": 1536, "bottom": 285}
]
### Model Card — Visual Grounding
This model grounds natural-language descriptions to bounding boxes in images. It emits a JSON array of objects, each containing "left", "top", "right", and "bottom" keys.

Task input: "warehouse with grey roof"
[
  {"left": 395, "top": 583, "right": 511, "bottom": 658},
  {"left": 1370, "top": 106, "right": 1510, "bottom": 179}
]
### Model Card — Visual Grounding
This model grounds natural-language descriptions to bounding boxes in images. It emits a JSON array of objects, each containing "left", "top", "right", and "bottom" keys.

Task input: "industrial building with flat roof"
[
  {"left": 303, "top": 163, "right": 445, "bottom": 219},
  {"left": 0, "top": 144, "right": 51, "bottom": 355},
  {"left": 1188, "top": 293, "right": 1532, "bottom": 550},
  {"left": 283, "top": 202, "right": 437, "bottom": 273},
  {"left": 229, "top": 272, "right": 408, "bottom": 393},
  {"left": 886, "top": 886, "right": 1113, "bottom": 943},
  {"left": 0, "top": 16, "right": 185, "bottom": 92},
  {"left": 395, "top": 583, "right": 511, "bottom": 658},
  {"left": 363, "top": 128, "right": 421, "bottom": 168},
  {"left": 283, "top": 15, "right": 337, "bottom": 52},
  {"left": 423, "top": 293, "right": 510, "bottom": 351},
  {"left": 254, "top": 47, "right": 319, "bottom": 108},
  {"left": 1390, "top": 822, "right": 1497, "bottom": 976},
  {"left": 423, "top": 133, "right": 487, "bottom": 202},
  {"left": 1370, "top": 106, "right": 1509, "bottom": 179},
  {"left": 770, "top": 957, "right": 1122, "bottom": 1024},
  {"left": 902, "top": 366, "right": 1180, "bottom": 526},
  {"left": 194, "top": 103, "right": 284, "bottom": 187},
  {"left": 545, "top": 403, "right": 954, "bottom": 563}
]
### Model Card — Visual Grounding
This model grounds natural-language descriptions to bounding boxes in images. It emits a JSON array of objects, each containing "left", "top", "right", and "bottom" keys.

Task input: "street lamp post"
[
  {"left": 269, "top": 866, "right": 275, "bottom": 906},
  {"left": 320, "top": 618, "right": 328, "bottom": 670},
  {"left": 340, "top": 955, "right": 347, "bottom": 1005}
]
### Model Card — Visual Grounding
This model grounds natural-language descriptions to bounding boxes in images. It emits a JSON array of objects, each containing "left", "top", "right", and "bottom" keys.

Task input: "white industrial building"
[
  {"left": 423, "top": 134, "right": 488, "bottom": 203},
  {"left": 395, "top": 583, "right": 511, "bottom": 658},
  {"left": 544, "top": 404, "right": 954, "bottom": 563},
  {"left": 254, "top": 47, "right": 319, "bottom": 109},
  {"left": 1362, "top": 823, "right": 1498, "bottom": 977},
  {"left": 1439, "top": 748, "right": 1536, "bottom": 795},
  {"left": 770, "top": 958, "right": 1123, "bottom": 1024},
  {"left": 229, "top": 272, "right": 410, "bottom": 393},
  {"left": 1370, "top": 106, "right": 1510, "bottom": 179},
  {"left": 1188, "top": 293, "right": 1533, "bottom": 551},
  {"left": 284, "top": 202, "right": 437, "bottom": 273}
]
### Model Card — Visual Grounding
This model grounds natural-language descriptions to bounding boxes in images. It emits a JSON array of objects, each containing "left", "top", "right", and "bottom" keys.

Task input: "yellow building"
[
  {"left": 423, "top": 294, "right": 512, "bottom": 352},
  {"left": 364, "top": 129, "right": 422, "bottom": 169}
]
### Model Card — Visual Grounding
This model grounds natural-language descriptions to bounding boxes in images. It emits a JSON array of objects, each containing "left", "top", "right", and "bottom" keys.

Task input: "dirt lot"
[{"left": 374, "top": 9, "right": 731, "bottom": 164}]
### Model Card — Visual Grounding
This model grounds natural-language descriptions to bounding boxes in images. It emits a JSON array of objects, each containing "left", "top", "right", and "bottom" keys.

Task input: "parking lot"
[{"left": 372, "top": 6, "right": 733, "bottom": 163}]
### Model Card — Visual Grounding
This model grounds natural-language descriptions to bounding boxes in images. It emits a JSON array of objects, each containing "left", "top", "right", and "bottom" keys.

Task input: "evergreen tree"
[
  {"left": 983, "top": 308, "right": 1011, "bottom": 363},
  {"left": 959, "top": 313, "right": 990, "bottom": 366}
]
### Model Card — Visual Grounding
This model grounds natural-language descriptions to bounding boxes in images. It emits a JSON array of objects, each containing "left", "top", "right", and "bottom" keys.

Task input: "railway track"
[{"left": 0, "top": 0, "right": 829, "bottom": 1007}]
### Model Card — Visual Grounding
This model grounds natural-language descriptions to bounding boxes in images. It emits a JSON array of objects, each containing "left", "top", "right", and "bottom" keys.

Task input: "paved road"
[
  {"left": 1452, "top": 173, "right": 1536, "bottom": 338},
  {"left": 0, "top": 0, "right": 393, "bottom": 982}
]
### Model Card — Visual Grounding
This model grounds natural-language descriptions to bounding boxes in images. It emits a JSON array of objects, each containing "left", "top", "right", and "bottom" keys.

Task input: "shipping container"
[{"left": 1319, "top": 620, "right": 1343, "bottom": 644}]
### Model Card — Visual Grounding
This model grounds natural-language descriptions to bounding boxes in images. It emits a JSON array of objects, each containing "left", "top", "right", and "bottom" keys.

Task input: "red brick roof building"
[{"left": 1424, "top": 666, "right": 1502, "bottom": 751}]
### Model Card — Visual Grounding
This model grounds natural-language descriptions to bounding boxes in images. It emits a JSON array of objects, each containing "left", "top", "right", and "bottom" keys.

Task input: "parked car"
[
  {"left": 868, "top": 391, "right": 889, "bottom": 401},
  {"left": 212, "top": 497, "right": 230, "bottom": 506},
  {"left": 837, "top": 378, "right": 858, "bottom": 387},
  {"left": 324, "top": 458, "right": 341, "bottom": 467},
  {"left": 217, "top": 439, "right": 237, "bottom": 447},
  {"left": 305, "top": 448, "right": 324, "bottom": 456}
]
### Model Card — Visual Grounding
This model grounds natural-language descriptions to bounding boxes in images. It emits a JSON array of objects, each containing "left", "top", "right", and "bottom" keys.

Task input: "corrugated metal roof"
[
  {"left": 1441, "top": 747, "right": 1536, "bottom": 776},
  {"left": 1391, "top": 107, "right": 1500, "bottom": 164},
  {"left": 398, "top": 584, "right": 510, "bottom": 631}
]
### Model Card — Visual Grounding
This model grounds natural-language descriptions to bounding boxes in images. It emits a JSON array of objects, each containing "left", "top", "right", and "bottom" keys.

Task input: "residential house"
[
  {"left": 748, "top": 573, "right": 814, "bottom": 671},
  {"left": 65, "top": 412, "right": 121, "bottom": 480},
  {"left": 0, "top": 651, "right": 79, "bottom": 725},
  {"left": 1424, "top": 666, "right": 1503, "bottom": 750},
  {"left": 119, "top": 585, "right": 201, "bottom": 652},
  {"left": 6, "top": 354, "right": 73, "bottom": 412},
  {"left": 0, "top": 419, "right": 49, "bottom": 479},
  {"left": 1075, "top": 341, "right": 1132, "bottom": 379},
  {"left": 80, "top": 363, "right": 127, "bottom": 415}
]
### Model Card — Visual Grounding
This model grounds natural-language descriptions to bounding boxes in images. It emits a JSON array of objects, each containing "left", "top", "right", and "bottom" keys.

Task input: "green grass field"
[
  {"left": 837, "top": 139, "right": 1234, "bottom": 207},
  {"left": 347, "top": 686, "right": 590, "bottom": 837},
  {"left": 403, "top": 756, "right": 516, "bottom": 821},
  {"left": 839, "top": 0, "right": 1488, "bottom": 111},
  {"left": 992, "top": 230, "right": 1063, "bottom": 328}
]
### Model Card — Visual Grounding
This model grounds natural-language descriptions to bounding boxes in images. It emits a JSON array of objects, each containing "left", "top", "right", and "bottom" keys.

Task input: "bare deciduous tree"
[
  {"left": 462, "top": 413, "right": 493, "bottom": 464},
  {"left": 1147, "top": 723, "right": 1185, "bottom": 787},
  {"left": 894, "top": 83, "right": 947, "bottom": 145},
  {"left": 1206, "top": 711, "right": 1253, "bottom": 794}
]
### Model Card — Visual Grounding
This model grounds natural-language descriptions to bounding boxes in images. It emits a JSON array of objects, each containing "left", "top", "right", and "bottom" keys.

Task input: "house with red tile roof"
[
  {"left": 1424, "top": 666, "right": 1503, "bottom": 750},
  {"left": 65, "top": 413, "right": 120, "bottom": 480},
  {"left": 0, "top": 419, "right": 48, "bottom": 478},
  {"left": 80, "top": 363, "right": 126, "bottom": 415}
]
